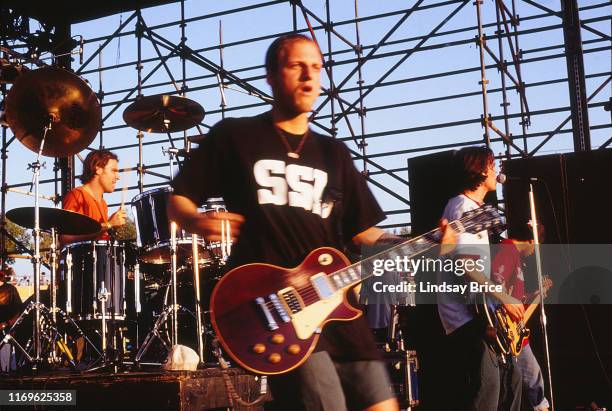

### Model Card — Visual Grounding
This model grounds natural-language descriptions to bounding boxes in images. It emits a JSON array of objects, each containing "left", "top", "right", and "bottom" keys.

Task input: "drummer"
[{"left": 60, "top": 149, "right": 126, "bottom": 244}]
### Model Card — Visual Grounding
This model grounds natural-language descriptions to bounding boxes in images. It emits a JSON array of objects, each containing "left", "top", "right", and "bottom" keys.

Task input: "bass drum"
[{"left": 140, "top": 265, "right": 224, "bottom": 361}]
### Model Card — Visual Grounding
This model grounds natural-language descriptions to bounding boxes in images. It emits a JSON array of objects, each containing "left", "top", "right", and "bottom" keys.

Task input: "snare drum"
[
  {"left": 131, "top": 187, "right": 207, "bottom": 264},
  {"left": 59, "top": 241, "right": 127, "bottom": 320}
]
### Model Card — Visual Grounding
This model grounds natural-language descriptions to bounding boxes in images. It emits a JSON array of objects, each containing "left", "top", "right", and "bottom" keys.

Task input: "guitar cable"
[{"left": 212, "top": 338, "right": 269, "bottom": 408}]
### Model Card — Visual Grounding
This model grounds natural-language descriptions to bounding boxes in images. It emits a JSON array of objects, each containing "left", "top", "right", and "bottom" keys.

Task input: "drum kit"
[{"left": 1, "top": 61, "right": 228, "bottom": 372}]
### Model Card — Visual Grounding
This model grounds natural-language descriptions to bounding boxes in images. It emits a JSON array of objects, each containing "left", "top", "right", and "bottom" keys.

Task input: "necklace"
[
  {"left": 273, "top": 126, "right": 309, "bottom": 159},
  {"left": 83, "top": 185, "right": 103, "bottom": 203},
  {"left": 463, "top": 193, "right": 483, "bottom": 206}
]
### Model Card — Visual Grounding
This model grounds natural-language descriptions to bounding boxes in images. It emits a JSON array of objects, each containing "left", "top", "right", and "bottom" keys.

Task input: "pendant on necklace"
[{"left": 287, "top": 152, "right": 300, "bottom": 159}]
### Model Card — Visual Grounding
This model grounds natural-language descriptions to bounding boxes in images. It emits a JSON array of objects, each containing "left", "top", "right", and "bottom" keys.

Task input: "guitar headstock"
[{"left": 460, "top": 204, "right": 506, "bottom": 235}]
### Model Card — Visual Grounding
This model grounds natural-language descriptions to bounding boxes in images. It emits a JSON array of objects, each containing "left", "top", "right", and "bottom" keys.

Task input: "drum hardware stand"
[
  {"left": 7, "top": 117, "right": 55, "bottom": 370},
  {"left": 192, "top": 234, "right": 205, "bottom": 364},
  {"left": 166, "top": 147, "right": 184, "bottom": 348},
  {"left": 0, "top": 302, "right": 99, "bottom": 371},
  {"left": 86, "top": 281, "right": 118, "bottom": 372},
  {"left": 133, "top": 303, "right": 196, "bottom": 366},
  {"left": 133, "top": 262, "right": 141, "bottom": 351},
  {"left": 170, "top": 221, "right": 179, "bottom": 346},
  {"left": 87, "top": 239, "right": 129, "bottom": 373}
]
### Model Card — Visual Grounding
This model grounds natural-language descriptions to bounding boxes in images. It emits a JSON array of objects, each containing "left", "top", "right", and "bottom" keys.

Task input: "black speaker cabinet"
[
  {"left": 408, "top": 150, "right": 497, "bottom": 235},
  {"left": 503, "top": 149, "right": 612, "bottom": 244}
]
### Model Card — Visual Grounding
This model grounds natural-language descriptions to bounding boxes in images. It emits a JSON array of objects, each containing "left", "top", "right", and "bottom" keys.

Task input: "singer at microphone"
[{"left": 497, "top": 173, "right": 539, "bottom": 184}]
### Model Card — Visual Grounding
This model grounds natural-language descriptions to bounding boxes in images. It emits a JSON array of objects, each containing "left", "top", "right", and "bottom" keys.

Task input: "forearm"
[
  {"left": 374, "top": 232, "right": 406, "bottom": 246},
  {"left": 167, "top": 194, "right": 201, "bottom": 233},
  {"left": 465, "top": 266, "right": 513, "bottom": 302},
  {"left": 352, "top": 227, "right": 405, "bottom": 247}
]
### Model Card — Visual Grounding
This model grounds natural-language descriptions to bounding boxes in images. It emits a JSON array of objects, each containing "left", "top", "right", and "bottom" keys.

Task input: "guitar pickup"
[
  {"left": 255, "top": 297, "right": 279, "bottom": 331},
  {"left": 310, "top": 273, "right": 335, "bottom": 299},
  {"left": 269, "top": 294, "right": 291, "bottom": 323}
]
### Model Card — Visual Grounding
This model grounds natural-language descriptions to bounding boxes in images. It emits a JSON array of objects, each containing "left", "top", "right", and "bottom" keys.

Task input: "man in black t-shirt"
[{"left": 169, "top": 34, "right": 453, "bottom": 411}]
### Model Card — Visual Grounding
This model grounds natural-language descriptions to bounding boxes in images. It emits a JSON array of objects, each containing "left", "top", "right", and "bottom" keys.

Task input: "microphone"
[
  {"left": 497, "top": 173, "right": 539, "bottom": 184},
  {"left": 79, "top": 36, "right": 84, "bottom": 65}
]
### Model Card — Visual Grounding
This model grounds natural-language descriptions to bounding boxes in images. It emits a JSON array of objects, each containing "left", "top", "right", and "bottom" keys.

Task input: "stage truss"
[{"left": 1, "top": 0, "right": 610, "bottom": 264}]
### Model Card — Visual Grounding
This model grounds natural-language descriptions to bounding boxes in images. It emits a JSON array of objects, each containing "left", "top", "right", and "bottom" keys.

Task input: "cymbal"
[
  {"left": 5, "top": 66, "right": 101, "bottom": 157},
  {"left": 123, "top": 94, "right": 204, "bottom": 133},
  {"left": 7, "top": 207, "right": 101, "bottom": 235}
]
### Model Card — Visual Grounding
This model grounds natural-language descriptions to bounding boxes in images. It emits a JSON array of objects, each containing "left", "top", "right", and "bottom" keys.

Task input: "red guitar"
[{"left": 210, "top": 205, "right": 504, "bottom": 375}]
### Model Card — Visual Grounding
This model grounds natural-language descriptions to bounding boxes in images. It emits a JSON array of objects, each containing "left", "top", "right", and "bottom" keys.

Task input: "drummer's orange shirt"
[{"left": 62, "top": 186, "right": 109, "bottom": 241}]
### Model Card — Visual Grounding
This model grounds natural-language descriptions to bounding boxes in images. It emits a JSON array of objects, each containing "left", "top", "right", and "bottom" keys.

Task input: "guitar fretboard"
[{"left": 326, "top": 220, "right": 464, "bottom": 291}]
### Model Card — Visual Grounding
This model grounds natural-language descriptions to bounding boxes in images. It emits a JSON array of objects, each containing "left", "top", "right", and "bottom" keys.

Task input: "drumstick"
[{"left": 120, "top": 172, "right": 128, "bottom": 210}]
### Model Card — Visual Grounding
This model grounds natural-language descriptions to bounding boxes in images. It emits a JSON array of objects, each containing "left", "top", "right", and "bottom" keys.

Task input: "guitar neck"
[
  {"left": 326, "top": 220, "right": 464, "bottom": 291},
  {"left": 522, "top": 293, "right": 543, "bottom": 324}
]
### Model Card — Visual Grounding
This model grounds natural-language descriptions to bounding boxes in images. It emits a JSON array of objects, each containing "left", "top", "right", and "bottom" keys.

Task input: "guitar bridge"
[{"left": 278, "top": 287, "right": 304, "bottom": 314}]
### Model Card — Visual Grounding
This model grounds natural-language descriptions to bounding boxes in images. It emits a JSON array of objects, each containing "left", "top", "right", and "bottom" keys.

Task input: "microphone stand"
[{"left": 527, "top": 182, "right": 555, "bottom": 411}]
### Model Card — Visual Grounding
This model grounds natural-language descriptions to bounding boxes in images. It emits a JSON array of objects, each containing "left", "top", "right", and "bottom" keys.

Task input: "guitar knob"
[
  {"left": 287, "top": 344, "right": 301, "bottom": 355},
  {"left": 251, "top": 344, "right": 266, "bottom": 354},
  {"left": 318, "top": 253, "right": 333, "bottom": 266},
  {"left": 267, "top": 353, "right": 281, "bottom": 364},
  {"left": 270, "top": 334, "right": 285, "bottom": 344}
]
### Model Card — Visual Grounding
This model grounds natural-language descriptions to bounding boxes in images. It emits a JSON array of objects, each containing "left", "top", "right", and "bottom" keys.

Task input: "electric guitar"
[
  {"left": 210, "top": 205, "right": 504, "bottom": 375},
  {"left": 477, "top": 276, "right": 552, "bottom": 357}
]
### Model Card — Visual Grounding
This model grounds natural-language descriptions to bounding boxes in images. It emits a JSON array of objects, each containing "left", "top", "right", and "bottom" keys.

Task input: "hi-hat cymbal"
[
  {"left": 5, "top": 66, "right": 101, "bottom": 157},
  {"left": 7, "top": 207, "right": 101, "bottom": 235},
  {"left": 123, "top": 94, "right": 204, "bottom": 133}
]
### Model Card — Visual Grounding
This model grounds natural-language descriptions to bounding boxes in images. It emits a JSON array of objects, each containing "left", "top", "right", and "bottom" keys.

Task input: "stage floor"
[{"left": 0, "top": 367, "right": 270, "bottom": 410}]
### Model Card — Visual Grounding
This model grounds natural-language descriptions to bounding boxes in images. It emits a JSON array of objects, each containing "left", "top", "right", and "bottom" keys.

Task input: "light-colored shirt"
[{"left": 437, "top": 194, "right": 491, "bottom": 334}]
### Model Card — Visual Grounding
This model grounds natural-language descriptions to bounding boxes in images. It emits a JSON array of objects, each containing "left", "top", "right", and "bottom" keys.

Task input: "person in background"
[
  {"left": 0, "top": 267, "right": 22, "bottom": 372},
  {"left": 492, "top": 222, "right": 550, "bottom": 411},
  {"left": 60, "top": 149, "right": 126, "bottom": 244},
  {"left": 438, "top": 146, "right": 524, "bottom": 411}
]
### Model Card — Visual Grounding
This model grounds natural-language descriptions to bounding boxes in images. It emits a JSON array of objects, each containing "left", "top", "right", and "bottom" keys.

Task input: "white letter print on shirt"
[{"left": 253, "top": 159, "right": 333, "bottom": 218}]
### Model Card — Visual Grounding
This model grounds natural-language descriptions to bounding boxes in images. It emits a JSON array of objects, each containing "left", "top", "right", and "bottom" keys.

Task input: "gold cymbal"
[
  {"left": 5, "top": 66, "right": 101, "bottom": 157},
  {"left": 123, "top": 94, "right": 205, "bottom": 133}
]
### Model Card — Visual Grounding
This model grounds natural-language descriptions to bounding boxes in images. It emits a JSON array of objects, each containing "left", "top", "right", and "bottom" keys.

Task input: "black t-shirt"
[{"left": 171, "top": 111, "right": 385, "bottom": 361}]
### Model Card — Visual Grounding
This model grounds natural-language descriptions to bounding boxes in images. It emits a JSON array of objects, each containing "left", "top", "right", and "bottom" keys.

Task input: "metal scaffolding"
[{"left": 1, "top": 0, "right": 610, "bottom": 257}]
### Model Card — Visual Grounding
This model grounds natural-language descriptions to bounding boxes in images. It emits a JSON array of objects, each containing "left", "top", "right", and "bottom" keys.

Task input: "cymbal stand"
[
  {"left": 25, "top": 117, "right": 52, "bottom": 368},
  {"left": 48, "top": 228, "right": 60, "bottom": 364},
  {"left": 133, "top": 222, "right": 193, "bottom": 365},
  {"left": 166, "top": 147, "right": 180, "bottom": 346},
  {"left": 170, "top": 222, "right": 179, "bottom": 346},
  {"left": 0, "top": 302, "right": 99, "bottom": 371},
  {"left": 133, "top": 149, "right": 181, "bottom": 365},
  {"left": 192, "top": 234, "right": 205, "bottom": 363}
]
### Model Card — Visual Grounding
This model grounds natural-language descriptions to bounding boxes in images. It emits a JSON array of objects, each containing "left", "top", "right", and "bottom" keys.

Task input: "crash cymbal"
[
  {"left": 7, "top": 207, "right": 101, "bottom": 235},
  {"left": 123, "top": 94, "right": 204, "bottom": 133},
  {"left": 5, "top": 66, "right": 101, "bottom": 157}
]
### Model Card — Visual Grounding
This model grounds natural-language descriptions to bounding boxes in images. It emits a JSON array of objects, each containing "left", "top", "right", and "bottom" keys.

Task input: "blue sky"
[{"left": 4, "top": 0, "right": 611, "bottom": 277}]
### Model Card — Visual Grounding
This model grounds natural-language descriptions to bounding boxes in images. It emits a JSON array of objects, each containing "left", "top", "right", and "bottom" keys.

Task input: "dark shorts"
[{"left": 268, "top": 351, "right": 394, "bottom": 411}]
